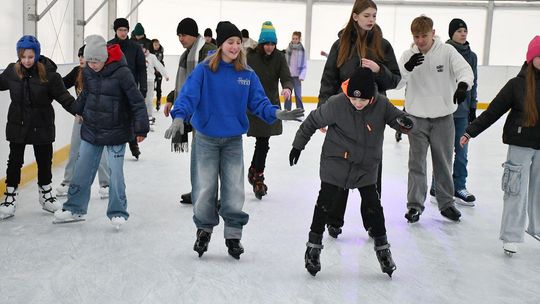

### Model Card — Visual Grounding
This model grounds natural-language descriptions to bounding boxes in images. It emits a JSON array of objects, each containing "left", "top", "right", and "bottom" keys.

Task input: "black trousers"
[
  {"left": 310, "top": 181, "right": 386, "bottom": 238},
  {"left": 6, "top": 142, "right": 53, "bottom": 187},
  {"left": 154, "top": 76, "right": 162, "bottom": 108},
  {"left": 326, "top": 162, "right": 383, "bottom": 229},
  {"left": 250, "top": 137, "right": 270, "bottom": 173}
]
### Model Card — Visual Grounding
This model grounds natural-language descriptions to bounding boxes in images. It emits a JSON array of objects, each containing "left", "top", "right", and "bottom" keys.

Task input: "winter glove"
[
  {"left": 276, "top": 108, "right": 305, "bottom": 122},
  {"left": 164, "top": 118, "right": 184, "bottom": 139},
  {"left": 289, "top": 147, "right": 301, "bottom": 166},
  {"left": 397, "top": 116, "right": 414, "bottom": 134},
  {"left": 453, "top": 82, "right": 468, "bottom": 104},
  {"left": 404, "top": 53, "right": 424, "bottom": 72},
  {"left": 468, "top": 107, "right": 477, "bottom": 123}
]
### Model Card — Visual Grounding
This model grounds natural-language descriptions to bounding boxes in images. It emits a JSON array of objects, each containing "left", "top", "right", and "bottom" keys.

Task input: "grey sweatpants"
[
  {"left": 407, "top": 115, "right": 456, "bottom": 212},
  {"left": 500, "top": 145, "right": 540, "bottom": 243}
]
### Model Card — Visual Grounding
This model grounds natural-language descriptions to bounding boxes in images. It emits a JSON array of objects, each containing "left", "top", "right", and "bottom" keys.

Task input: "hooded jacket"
[
  {"left": 0, "top": 56, "right": 74, "bottom": 144},
  {"left": 73, "top": 44, "right": 149, "bottom": 145},
  {"left": 466, "top": 63, "right": 540, "bottom": 149},
  {"left": 108, "top": 36, "right": 147, "bottom": 97}
]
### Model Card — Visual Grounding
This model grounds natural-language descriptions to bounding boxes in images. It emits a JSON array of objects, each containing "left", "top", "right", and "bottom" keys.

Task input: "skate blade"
[
  {"left": 454, "top": 198, "right": 475, "bottom": 207},
  {"left": 53, "top": 218, "right": 86, "bottom": 224},
  {"left": 0, "top": 214, "right": 15, "bottom": 220},
  {"left": 42, "top": 207, "right": 57, "bottom": 214},
  {"left": 504, "top": 250, "right": 514, "bottom": 257}
]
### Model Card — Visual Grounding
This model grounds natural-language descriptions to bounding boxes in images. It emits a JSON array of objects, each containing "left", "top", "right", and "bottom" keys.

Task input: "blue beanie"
[
  {"left": 258, "top": 21, "right": 277, "bottom": 44},
  {"left": 17, "top": 35, "right": 41, "bottom": 63}
]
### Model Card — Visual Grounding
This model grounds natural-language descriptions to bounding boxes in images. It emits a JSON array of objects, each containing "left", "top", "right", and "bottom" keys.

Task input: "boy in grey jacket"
[{"left": 289, "top": 68, "right": 413, "bottom": 277}]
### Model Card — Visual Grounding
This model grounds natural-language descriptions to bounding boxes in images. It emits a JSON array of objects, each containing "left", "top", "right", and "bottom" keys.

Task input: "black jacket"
[
  {"left": 74, "top": 45, "right": 149, "bottom": 146},
  {"left": 108, "top": 36, "right": 147, "bottom": 97},
  {"left": 466, "top": 63, "right": 540, "bottom": 149},
  {"left": 0, "top": 56, "right": 74, "bottom": 144}
]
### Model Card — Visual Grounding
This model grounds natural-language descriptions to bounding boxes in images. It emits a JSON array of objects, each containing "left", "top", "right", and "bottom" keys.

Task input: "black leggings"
[
  {"left": 6, "top": 142, "right": 53, "bottom": 187},
  {"left": 155, "top": 76, "right": 162, "bottom": 106},
  {"left": 250, "top": 137, "right": 270, "bottom": 173}
]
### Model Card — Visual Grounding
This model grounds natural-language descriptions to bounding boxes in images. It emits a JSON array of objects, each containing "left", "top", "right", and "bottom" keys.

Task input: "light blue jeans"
[
  {"left": 191, "top": 132, "right": 248, "bottom": 239},
  {"left": 62, "top": 140, "right": 128, "bottom": 220},
  {"left": 284, "top": 77, "right": 303, "bottom": 110}
]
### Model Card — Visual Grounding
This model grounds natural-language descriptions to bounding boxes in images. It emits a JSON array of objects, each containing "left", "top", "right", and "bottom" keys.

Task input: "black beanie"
[
  {"left": 344, "top": 68, "right": 375, "bottom": 99},
  {"left": 204, "top": 28, "right": 213, "bottom": 38},
  {"left": 241, "top": 29, "right": 249, "bottom": 38},
  {"left": 177, "top": 18, "right": 198, "bottom": 37},
  {"left": 448, "top": 18, "right": 467, "bottom": 39},
  {"left": 77, "top": 45, "right": 85, "bottom": 57},
  {"left": 216, "top": 21, "right": 242, "bottom": 47},
  {"left": 113, "top": 18, "right": 129, "bottom": 31}
]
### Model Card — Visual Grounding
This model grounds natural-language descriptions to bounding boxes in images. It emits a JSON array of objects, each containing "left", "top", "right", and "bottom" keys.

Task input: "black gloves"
[
  {"left": 453, "top": 82, "right": 468, "bottom": 104},
  {"left": 289, "top": 148, "right": 301, "bottom": 166},
  {"left": 404, "top": 53, "right": 424, "bottom": 72},
  {"left": 468, "top": 107, "right": 477, "bottom": 123},
  {"left": 397, "top": 116, "right": 414, "bottom": 134}
]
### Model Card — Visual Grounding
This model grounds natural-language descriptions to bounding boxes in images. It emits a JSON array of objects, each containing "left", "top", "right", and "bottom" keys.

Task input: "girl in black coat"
[{"left": 0, "top": 35, "right": 75, "bottom": 219}]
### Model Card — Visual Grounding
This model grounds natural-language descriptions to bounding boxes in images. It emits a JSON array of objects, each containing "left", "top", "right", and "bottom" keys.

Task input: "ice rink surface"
[{"left": 1, "top": 104, "right": 539, "bottom": 304}]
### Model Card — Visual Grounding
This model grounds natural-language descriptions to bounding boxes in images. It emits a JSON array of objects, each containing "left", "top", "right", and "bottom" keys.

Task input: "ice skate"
[
  {"left": 247, "top": 167, "right": 256, "bottom": 186},
  {"left": 149, "top": 117, "right": 156, "bottom": 125},
  {"left": 56, "top": 183, "right": 69, "bottom": 197},
  {"left": 252, "top": 173, "right": 267, "bottom": 200},
  {"left": 326, "top": 224, "right": 342, "bottom": 239},
  {"left": 180, "top": 192, "right": 192, "bottom": 205},
  {"left": 404, "top": 208, "right": 420, "bottom": 223},
  {"left": 193, "top": 229, "right": 211, "bottom": 257},
  {"left": 225, "top": 239, "right": 244, "bottom": 259},
  {"left": 503, "top": 242, "right": 517, "bottom": 257},
  {"left": 39, "top": 184, "right": 62, "bottom": 213},
  {"left": 440, "top": 206, "right": 461, "bottom": 222},
  {"left": 99, "top": 186, "right": 109, "bottom": 199},
  {"left": 429, "top": 188, "right": 437, "bottom": 204},
  {"left": 0, "top": 187, "right": 17, "bottom": 220},
  {"left": 305, "top": 232, "right": 323, "bottom": 276},
  {"left": 454, "top": 189, "right": 476, "bottom": 207},
  {"left": 111, "top": 216, "right": 126, "bottom": 230},
  {"left": 53, "top": 209, "right": 85, "bottom": 224},
  {"left": 374, "top": 236, "right": 396, "bottom": 277}
]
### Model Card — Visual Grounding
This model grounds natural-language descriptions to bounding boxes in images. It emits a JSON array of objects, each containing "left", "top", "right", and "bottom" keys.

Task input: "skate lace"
[
  {"left": 40, "top": 187, "right": 57, "bottom": 203},
  {"left": 456, "top": 189, "right": 472, "bottom": 198},
  {"left": 2, "top": 192, "right": 17, "bottom": 206}
]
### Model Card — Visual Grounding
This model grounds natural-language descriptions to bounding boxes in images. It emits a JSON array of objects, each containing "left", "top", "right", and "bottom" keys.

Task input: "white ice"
[{"left": 1, "top": 104, "right": 539, "bottom": 304}]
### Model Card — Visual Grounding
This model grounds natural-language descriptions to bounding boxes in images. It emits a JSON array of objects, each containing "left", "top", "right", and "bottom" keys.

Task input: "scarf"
[{"left": 285, "top": 42, "right": 305, "bottom": 67}]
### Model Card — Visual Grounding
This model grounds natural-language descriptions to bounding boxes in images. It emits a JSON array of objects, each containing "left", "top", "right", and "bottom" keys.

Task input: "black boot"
[
  {"left": 440, "top": 206, "right": 461, "bottom": 222},
  {"left": 305, "top": 232, "right": 324, "bottom": 276},
  {"left": 193, "top": 229, "right": 211, "bottom": 257},
  {"left": 180, "top": 192, "right": 192, "bottom": 204},
  {"left": 374, "top": 235, "right": 396, "bottom": 277},
  {"left": 253, "top": 172, "right": 268, "bottom": 200},
  {"left": 225, "top": 239, "right": 244, "bottom": 259},
  {"left": 247, "top": 166, "right": 256, "bottom": 186},
  {"left": 326, "top": 224, "right": 342, "bottom": 239},
  {"left": 404, "top": 208, "right": 420, "bottom": 223}
]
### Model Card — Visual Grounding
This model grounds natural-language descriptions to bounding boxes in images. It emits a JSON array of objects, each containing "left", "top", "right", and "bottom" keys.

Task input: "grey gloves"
[
  {"left": 276, "top": 108, "right": 305, "bottom": 121},
  {"left": 164, "top": 118, "right": 184, "bottom": 139}
]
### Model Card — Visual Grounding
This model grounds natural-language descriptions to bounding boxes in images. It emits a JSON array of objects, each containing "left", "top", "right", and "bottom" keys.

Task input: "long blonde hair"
[
  {"left": 523, "top": 62, "right": 538, "bottom": 127},
  {"left": 15, "top": 49, "right": 48, "bottom": 83},
  {"left": 208, "top": 46, "right": 248, "bottom": 72}
]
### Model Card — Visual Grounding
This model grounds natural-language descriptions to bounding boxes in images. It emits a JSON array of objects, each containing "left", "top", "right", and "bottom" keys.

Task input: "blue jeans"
[
  {"left": 62, "top": 140, "right": 128, "bottom": 219},
  {"left": 191, "top": 133, "right": 248, "bottom": 239},
  {"left": 284, "top": 77, "right": 303, "bottom": 110}
]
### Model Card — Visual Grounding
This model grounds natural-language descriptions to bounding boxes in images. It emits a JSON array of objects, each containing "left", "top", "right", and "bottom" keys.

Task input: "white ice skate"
[
  {"left": 110, "top": 216, "right": 126, "bottom": 230},
  {"left": 0, "top": 187, "right": 17, "bottom": 220},
  {"left": 39, "top": 184, "right": 62, "bottom": 213},
  {"left": 99, "top": 186, "right": 109, "bottom": 199},
  {"left": 503, "top": 242, "right": 517, "bottom": 257},
  {"left": 53, "top": 209, "right": 85, "bottom": 224},
  {"left": 56, "top": 183, "right": 69, "bottom": 197}
]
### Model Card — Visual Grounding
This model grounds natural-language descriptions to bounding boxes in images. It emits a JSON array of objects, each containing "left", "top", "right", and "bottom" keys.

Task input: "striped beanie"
[{"left": 258, "top": 21, "right": 277, "bottom": 44}]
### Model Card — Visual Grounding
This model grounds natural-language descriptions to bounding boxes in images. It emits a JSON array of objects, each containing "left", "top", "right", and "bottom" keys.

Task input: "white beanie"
[{"left": 84, "top": 35, "right": 108, "bottom": 62}]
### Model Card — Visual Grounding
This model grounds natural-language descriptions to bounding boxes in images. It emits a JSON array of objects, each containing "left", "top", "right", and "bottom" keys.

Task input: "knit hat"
[
  {"left": 77, "top": 45, "right": 85, "bottom": 57},
  {"left": 241, "top": 29, "right": 249, "bottom": 38},
  {"left": 113, "top": 18, "right": 129, "bottom": 31},
  {"left": 448, "top": 18, "right": 467, "bottom": 39},
  {"left": 177, "top": 18, "right": 198, "bottom": 37},
  {"left": 526, "top": 35, "right": 540, "bottom": 64},
  {"left": 216, "top": 21, "right": 242, "bottom": 47},
  {"left": 341, "top": 67, "right": 375, "bottom": 100},
  {"left": 132, "top": 23, "right": 145, "bottom": 36},
  {"left": 204, "top": 28, "right": 213, "bottom": 38},
  {"left": 16, "top": 35, "right": 41, "bottom": 62},
  {"left": 258, "top": 21, "right": 277, "bottom": 44},
  {"left": 84, "top": 35, "right": 108, "bottom": 63}
]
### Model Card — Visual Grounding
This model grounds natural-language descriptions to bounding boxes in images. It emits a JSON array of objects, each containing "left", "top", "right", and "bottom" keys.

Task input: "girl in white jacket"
[{"left": 139, "top": 42, "right": 169, "bottom": 124}]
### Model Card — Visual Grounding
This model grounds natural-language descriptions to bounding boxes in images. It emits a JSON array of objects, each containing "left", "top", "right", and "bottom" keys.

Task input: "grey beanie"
[{"left": 84, "top": 35, "right": 108, "bottom": 62}]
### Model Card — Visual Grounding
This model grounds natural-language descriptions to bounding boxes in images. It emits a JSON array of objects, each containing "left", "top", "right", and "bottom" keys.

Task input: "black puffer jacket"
[
  {"left": 74, "top": 44, "right": 149, "bottom": 146},
  {"left": 108, "top": 36, "right": 147, "bottom": 97},
  {"left": 466, "top": 63, "right": 540, "bottom": 149},
  {"left": 0, "top": 56, "right": 74, "bottom": 144}
]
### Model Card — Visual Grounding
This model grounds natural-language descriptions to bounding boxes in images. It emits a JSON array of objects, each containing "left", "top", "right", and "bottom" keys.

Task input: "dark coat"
[
  {"left": 246, "top": 48, "right": 293, "bottom": 137},
  {"left": 446, "top": 39, "right": 478, "bottom": 118},
  {"left": 108, "top": 36, "right": 147, "bottom": 97},
  {"left": 318, "top": 31, "right": 401, "bottom": 106},
  {"left": 73, "top": 45, "right": 149, "bottom": 146},
  {"left": 293, "top": 93, "right": 409, "bottom": 189},
  {"left": 466, "top": 63, "right": 540, "bottom": 149},
  {"left": 0, "top": 56, "right": 74, "bottom": 144}
]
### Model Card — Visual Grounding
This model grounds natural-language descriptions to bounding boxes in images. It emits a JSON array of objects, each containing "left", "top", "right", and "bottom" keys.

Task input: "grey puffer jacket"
[{"left": 293, "top": 93, "right": 410, "bottom": 189}]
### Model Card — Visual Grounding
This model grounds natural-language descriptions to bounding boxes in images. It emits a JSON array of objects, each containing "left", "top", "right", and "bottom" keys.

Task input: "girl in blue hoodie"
[{"left": 165, "top": 21, "right": 303, "bottom": 260}]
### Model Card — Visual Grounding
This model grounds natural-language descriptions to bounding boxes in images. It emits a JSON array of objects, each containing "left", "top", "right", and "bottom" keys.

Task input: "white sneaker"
[
  {"left": 53, "top": 209, "right": 85, "bottom": 224},
  {"left": 56, "top": 183, "right": 69, "bottom": 197},
  {"left": 39, "top": 184, "right": 62, "bottom": 213},
  {"left": 0, "top": 187, "right": 17, "bottom": 220},
  {"left": 503, "top": 242, "right": 517, "bottom": 257},
  {"left": 111, "top": 216, "right": 126, "bottom": 230},
  {"left": 99, "top": 186, "right": 109, "bottom": 199}
]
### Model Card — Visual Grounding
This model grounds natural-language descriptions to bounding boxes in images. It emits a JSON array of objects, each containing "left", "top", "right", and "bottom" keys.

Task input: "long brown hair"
[
  {"left": 75, "top": 66, "right": 84, "bottom": 95},
  {"left": 337, "top": 0, "right": 385, "bottom": 68},
  {"left": 208, "top": 46, "right": 248, "bottom": 72},
  {"left": 15, "top": 49, "right": 48, "bottom": 83},
  {"left": 523, "top": 62, "right": 538, "bottom": 127}
]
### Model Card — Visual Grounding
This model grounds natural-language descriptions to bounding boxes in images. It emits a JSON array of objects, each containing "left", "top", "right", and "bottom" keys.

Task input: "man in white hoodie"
[{"left": 398, "top": 15, "right": 473, "bottom": 223}]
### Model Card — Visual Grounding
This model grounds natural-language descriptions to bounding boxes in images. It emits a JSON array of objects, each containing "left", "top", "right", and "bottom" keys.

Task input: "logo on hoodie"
[
  {"left": 436, "top": 64, "right": 444, "bottom": 72},
  {"left": 237, "top": 77, "right": 250, "bottom": 86}
]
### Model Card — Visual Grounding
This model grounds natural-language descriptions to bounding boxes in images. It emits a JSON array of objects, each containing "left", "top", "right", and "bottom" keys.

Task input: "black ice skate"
[
  {"left": 180, "top": 192, "right": 192, "bottom": 205},
  {"left": 305, "top": 232, "right": 324, "bottom": 276},
  {"left": 374, "top": 235, "right": 396, "bottom": 277},
  {"left": 225, "top": 239, "right": 244, "bottom": 259},
  {"left": 404, "top": 208, "right": 420, "bottom": 223},
  {"left": 193, "top": 229, "right": 212, "bottom": 257},
  {"left": 326, "top": 224, "right": 342, "bottom": 238},
  {"left": 440, "top": 206, "right": 461, "bottom": 222},
  {"left": 252, "top": 173, "right": 268, "bottom": 200}
]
